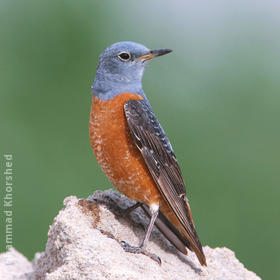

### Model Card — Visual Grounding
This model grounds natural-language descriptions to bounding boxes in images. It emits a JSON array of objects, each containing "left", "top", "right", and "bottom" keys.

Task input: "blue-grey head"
[{"left": 92, "top": 41, "right": 172, "bottom": 100}]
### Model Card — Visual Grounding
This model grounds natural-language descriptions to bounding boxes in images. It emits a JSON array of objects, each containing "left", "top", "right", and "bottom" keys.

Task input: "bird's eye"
[{"left": 118, "top": 52, "right": 131, "bottom": 61}]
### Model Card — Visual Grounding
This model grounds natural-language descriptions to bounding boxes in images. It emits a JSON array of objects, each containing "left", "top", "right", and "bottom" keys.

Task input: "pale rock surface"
[
  {"left": 0, "top": 189, "right": 261, "bottom": 280},
  {"left": 0, "top": 248, "right": 32, "bottom": 280}
]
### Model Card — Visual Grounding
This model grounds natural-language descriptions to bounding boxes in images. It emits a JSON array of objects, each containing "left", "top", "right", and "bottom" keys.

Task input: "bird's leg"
[
  {"left": 121, "top": 206, "right": 161, "bottom": 264},
  {"left": 122, "top": 202, "right": 142, "bottom": 215}
]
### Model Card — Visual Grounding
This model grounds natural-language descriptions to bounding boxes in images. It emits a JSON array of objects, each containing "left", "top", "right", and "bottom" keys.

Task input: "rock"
[
  {"left": 0, "top": 189, "right": 261, "bottom": 280},
  {"left": 0, "top": 248, "right": 32, "bottom": 280}
]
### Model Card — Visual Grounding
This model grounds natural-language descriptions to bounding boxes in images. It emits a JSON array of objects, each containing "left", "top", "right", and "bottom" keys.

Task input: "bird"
[{"left": 89, "top": 41, "right": 206, "bottom": 266}]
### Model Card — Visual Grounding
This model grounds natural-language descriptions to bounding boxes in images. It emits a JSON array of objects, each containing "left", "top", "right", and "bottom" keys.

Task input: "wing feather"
[{"left": 124, "top": 99, "right": 206, "bottom": 266}]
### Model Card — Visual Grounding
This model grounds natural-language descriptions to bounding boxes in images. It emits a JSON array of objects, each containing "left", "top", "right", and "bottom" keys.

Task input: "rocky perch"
[{"left": 0, "top": 189, "right": 261, "bottom": 280}]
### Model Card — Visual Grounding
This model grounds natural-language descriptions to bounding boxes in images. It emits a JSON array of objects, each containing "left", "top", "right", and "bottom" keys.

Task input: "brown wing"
[{"left": 124, "top": 99, "right": 206, "bottom": 266}]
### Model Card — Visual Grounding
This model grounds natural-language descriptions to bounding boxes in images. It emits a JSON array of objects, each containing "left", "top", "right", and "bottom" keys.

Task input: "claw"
[{"left": 120, "top": 241, "right": 161, "bottom": 265}]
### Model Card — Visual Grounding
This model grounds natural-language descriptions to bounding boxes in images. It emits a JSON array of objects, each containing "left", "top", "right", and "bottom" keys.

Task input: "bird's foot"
[{"left": 120, "top": 241, "right": 161, "bottom": 265}]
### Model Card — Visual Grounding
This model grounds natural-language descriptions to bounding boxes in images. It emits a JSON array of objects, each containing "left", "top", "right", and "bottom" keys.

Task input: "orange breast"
[{"left": 89, "top": 93, "right": 161, "bottom": 206}]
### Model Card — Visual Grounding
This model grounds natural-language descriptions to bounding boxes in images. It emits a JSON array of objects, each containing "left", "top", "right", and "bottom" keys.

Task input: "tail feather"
[{"left": 141, "top": 204, "right": 207, "bottom": 266}]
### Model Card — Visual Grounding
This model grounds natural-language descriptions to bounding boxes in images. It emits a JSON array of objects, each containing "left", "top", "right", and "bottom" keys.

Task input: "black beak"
[
  {"left": 136, "top": 49, "right": 172, "bottom": 61},
  {"left": 150, "top": 49, "right": 173, "bottom": 57}
]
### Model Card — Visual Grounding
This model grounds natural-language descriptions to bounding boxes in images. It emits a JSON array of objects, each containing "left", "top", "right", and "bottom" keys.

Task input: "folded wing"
[{"left": 124, "top": 99, "right": 206, "bottom": 266}]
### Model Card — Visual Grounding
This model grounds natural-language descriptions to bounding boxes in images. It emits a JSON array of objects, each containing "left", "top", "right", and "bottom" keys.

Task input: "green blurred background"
[{"left": 0, "top": 0, "right": 279, "bottom": 278}]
